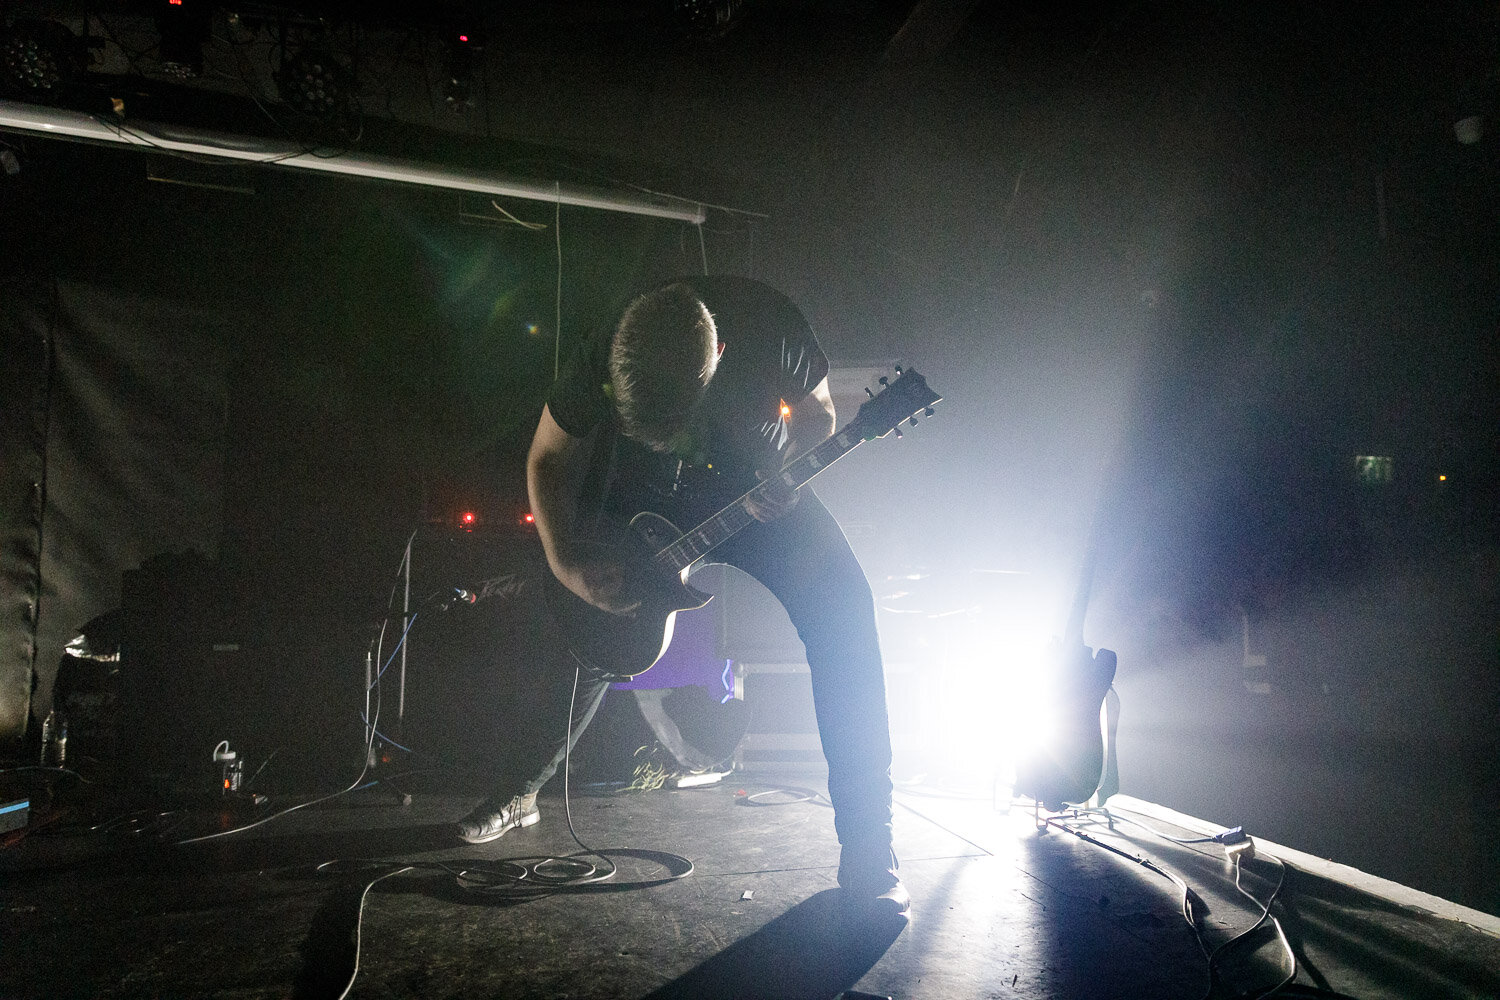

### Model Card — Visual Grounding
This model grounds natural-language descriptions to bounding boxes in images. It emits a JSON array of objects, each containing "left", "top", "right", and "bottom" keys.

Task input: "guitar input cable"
[{"left": 316, "top": 663, "right": 695, "bottom": 1000}]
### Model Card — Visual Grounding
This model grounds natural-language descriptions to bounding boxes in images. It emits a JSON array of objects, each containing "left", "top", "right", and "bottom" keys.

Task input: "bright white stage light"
[{"left": 899, "top": 607, "right": 1057, "bottom": 786}]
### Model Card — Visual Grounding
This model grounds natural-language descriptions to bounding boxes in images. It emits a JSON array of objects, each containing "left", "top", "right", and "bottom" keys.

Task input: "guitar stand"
[{"left": 1032, "top": 802, "right": 1115, "bottom": 833}]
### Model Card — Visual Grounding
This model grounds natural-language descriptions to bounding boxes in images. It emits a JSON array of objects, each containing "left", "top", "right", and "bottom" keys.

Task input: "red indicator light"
[
  {"left": 523, "top": 513, "right": 535, "bottom": 524},
  {"left": 461, "top": 512, "right": 475, "bottom": 524},
  {"left": 779, "top": 399, "right": 791, "bottom": 419},
  {"left": 458, "top": 34, "right": 469, "bottom": 43},
  {"left": 170, "top": 0, "right": 183, "bottom": 5}
]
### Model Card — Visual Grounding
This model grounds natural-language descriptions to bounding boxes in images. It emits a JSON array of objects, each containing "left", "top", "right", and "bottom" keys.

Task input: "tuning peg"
[
  {"left": 924, "top": 407, "right": 934, "bottom": 417},
  {"left": 878, "top": 375, "right": 889, "bottom": 387},
  {"left": 893, "top": 426, "right": 903, "bottom": 438},
  {"left": 908, "top": 415, "right": 918, "bottom": 427},
  {"left": 895, "top": 365, "right": 903, "bottom": 374},
  {"left": 864, "top": 386, "right": 874, "bottom": 398}
]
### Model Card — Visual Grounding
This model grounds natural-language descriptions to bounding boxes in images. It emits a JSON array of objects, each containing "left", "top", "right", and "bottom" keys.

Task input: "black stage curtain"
[
  {"left": 0, "top": 138, "right": 707, "bottom": 749},
  {"left": 0, "top": 278, "right": 228, "bottom": 740},
  {"left": 0, "top": 278, "right": 52, "bottom": 740}
]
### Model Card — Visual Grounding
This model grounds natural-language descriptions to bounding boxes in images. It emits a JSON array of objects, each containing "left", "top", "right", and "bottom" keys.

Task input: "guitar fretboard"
[{"left": 650, "top": 427, "right": 866, "bottom": 574}]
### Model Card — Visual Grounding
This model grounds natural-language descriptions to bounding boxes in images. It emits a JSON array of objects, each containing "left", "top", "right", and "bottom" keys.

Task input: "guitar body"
[
  {"left": 543, "top": 511, "right": 714, "bottom": 681},
  {"left": 1016, "top": 642, "right": 1117, "bottom": 811},
  {"left": 543, "top": 367, "right": 942, "bottom": 682}
]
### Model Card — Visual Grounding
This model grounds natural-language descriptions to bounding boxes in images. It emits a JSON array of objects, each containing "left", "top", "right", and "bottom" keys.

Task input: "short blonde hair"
[{"left": 608, "top": 283, "right": 718, "bottom": 450}]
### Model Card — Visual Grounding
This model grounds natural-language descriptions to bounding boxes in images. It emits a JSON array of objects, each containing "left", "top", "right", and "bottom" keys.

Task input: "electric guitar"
[
  {"left": 1014, "top": 533, "right": 1118, "bottom": 811},
  {"left": 546, "top": 367, "right": 942, "bottom": 680}
]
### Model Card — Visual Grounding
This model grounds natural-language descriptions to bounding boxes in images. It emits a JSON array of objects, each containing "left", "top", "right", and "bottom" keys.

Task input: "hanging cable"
[{"left": 553, "top": 180, "right": 563, "bottom": 381}]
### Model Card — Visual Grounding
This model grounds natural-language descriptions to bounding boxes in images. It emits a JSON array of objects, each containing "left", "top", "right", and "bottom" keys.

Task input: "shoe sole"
[{"left": 456, "top": 808, "right": 541, "bottom": 845}]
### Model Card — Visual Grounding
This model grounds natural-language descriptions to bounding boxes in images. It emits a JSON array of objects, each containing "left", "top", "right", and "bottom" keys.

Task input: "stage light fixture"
[
  {"left": 277, "top": 49, "right": 355, "bottom": 120},
  {"left": 0, "top": 19, "right": 86, "bottom": 101},
  {"left": 671, "top": 0, "right": 749, "bottom": 40}
]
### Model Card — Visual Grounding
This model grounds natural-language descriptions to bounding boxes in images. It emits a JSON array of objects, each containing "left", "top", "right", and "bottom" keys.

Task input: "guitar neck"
[{"left": 651, "top": 427, "right": 865, "bottom": 574}]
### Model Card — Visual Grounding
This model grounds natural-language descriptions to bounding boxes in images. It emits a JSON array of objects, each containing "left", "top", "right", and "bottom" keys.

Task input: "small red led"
[
  {"left": 461, "top": 512, "right": 475, "bottom": 524},
  {"left": 523, "top": 512, "right": 536, "bottom": 524}
]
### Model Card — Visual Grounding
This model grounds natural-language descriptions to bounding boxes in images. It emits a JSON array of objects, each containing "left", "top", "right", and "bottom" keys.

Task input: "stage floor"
[{"left": 3, "top": 766, "right": 1498, "bottom": 999}]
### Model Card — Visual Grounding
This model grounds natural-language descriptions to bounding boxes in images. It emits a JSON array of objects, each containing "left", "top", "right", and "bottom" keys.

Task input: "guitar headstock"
[{"left": 850, "top": 367, "right": 943, "bottom": 440}]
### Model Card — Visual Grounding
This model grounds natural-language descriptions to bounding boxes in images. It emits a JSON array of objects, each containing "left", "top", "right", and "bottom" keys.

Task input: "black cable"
[
  {"left": 315, "top": 664, "right": 695, "bottom": 998},
  {"left": 1100, "top": 807, "right": 1238, "bottom": 847},
  {"left": 1045, "top": 816, "right": 1215, "bottom": 964},
  {"left": 446, "top": 663, "right": 696, "bottom": 894},
  {"left": 175, "top": 676, "right": 389, "bottom": 842},
  {"left": 243, "top": 748, "right": 280, "bottom": 791},
  {"left": 738, "top": 786, "right": 832, "bottom": 807},
  {"left": 557, "top": 662, "right": 617, "bottom": 880},
  {"left": 1044, "top": 813, "right": 1300, "bottom": 1000},
  {"left": 1223, "top": 854, "right": 1296, "bottom": 1000},
  {"left": 1183, "top": 851, "right": 1294, "bottom": 1000},
  {"left": 41, "top": 808, "right": 193, "bottom": 840},
  {"left": 175, "top": 532, "right": 422, "bottom": 845},
  {"left": 329, "top": 863, "right": 415, "bottom": 1000}
]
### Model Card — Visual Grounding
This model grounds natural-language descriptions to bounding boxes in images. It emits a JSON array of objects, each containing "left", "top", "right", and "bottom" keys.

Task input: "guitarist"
[{"left": 455, "top": 276, "right": 909, "bottom": 919}]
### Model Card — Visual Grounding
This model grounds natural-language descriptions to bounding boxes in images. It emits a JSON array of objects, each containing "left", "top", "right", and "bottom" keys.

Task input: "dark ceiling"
[{"left": 4, "top": 0, "right": 1497, "bottom": 565}]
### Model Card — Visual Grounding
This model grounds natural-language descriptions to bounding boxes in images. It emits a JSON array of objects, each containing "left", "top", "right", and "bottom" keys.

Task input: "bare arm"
[
  {"left": 783, "top": 375, "right": 837, "bottom": 461},
  {"left": 527, "top": 404, "right": 640, "bottom": 613},
  {"left": 745, "top": 376, "right": 836, "bottom": 523}
]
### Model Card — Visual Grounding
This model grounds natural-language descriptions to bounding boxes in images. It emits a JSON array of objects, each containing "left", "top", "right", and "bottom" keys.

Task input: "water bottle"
[{"left": 213, "top": 740, "right": 242, "bottom": 795}]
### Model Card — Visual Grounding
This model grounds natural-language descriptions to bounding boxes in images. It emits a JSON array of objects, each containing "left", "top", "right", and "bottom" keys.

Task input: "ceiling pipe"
[{"left": 0, "top": 99, "right": 707, "bottom": 224}]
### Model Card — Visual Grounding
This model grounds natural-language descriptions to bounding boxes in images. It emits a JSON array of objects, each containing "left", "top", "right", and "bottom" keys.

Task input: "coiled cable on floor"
[{"left": 317, "top": 664, "right": 694, "bottom": 998}]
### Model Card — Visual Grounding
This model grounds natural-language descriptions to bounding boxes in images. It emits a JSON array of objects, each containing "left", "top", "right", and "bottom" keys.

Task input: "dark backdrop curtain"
[
  {"left": 0, "top": 278, "right": 230, "bottom": 740},
  {"left": 0, "top": 136, "right": 705, "bottom": 746}
]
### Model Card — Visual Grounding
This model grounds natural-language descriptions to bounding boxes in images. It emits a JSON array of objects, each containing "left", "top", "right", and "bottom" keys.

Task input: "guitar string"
[{"left": 651, "top": 429, "right": 857, "bottom": 570}]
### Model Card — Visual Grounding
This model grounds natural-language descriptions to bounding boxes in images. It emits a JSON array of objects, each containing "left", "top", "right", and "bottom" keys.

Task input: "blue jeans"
[{"left": 513, "top": 488, "right": 895, "bottom": 852}]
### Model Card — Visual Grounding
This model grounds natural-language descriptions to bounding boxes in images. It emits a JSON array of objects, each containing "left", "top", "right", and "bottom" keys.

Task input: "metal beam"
[{"left": 0, "top": 99, "right": 707, "bottom": 224}]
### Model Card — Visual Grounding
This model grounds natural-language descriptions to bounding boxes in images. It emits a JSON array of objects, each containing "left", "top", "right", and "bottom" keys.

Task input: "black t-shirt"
[{"left": 547, "top": 276, "right": 829, "bottom": 474}]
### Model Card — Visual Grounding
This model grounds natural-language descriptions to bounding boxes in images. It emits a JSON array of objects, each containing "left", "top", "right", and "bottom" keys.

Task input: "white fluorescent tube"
[{"left": 0, "top": 99, "right": 707, "bottom": 224}]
